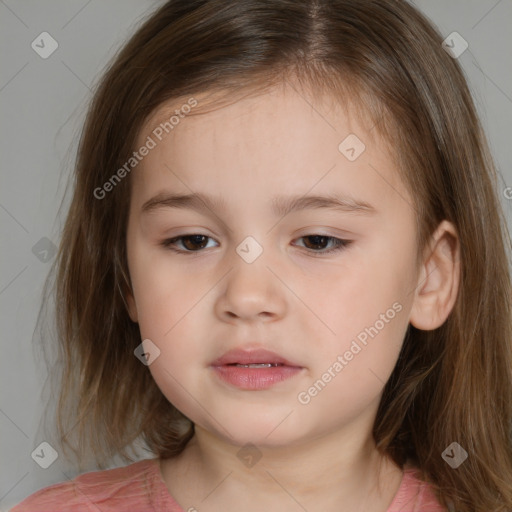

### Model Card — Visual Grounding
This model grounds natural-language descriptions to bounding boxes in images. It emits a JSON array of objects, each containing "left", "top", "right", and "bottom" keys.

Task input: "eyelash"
[{"left": 160, "top": 234, "right": 352, "bottom": 257}]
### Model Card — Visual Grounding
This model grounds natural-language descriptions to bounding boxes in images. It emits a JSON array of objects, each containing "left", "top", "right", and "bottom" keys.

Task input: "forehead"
[{"left": 131, "top": 84, "right": 412, "bottom": 218}]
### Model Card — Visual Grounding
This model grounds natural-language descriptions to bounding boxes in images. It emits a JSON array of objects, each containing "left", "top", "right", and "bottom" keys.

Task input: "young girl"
[{"left": 11, "top": 0, "right": 512, "bottom": 511}]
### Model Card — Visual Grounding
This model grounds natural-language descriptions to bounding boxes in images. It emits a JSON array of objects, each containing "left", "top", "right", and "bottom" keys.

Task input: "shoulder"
[
  {"left": 387, "top": 466, "right": 447, "bottom": 512},
  {"left": 9, "top": 458, "right": 178, "bottom": 512}
]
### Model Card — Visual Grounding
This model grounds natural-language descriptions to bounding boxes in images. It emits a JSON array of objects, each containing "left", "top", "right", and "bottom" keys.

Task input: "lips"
[
  {"left": 210, "top": 348, "right": 303, "bottom": 390},
  {"left": 210, "top": 348, "right": 301, "bottom": 368}
]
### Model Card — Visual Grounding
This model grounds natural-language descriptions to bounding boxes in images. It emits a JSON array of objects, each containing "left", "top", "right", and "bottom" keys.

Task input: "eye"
[
  {"left": 293, "top": 235, "right": 352, "bottom": 256},
  {"left": 161, "top": 234, "right": 218, "bottom": 252}
]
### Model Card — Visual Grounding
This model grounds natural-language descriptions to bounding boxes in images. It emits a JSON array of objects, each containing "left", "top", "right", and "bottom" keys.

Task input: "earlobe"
[{"left": 409, "top": 220, "right": 460, "bottom": 331}]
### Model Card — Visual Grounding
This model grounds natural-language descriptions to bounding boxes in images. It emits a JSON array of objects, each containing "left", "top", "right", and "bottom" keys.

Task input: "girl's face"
[{"left": 125, "top": 84, "right": 420, "bottom": 448}]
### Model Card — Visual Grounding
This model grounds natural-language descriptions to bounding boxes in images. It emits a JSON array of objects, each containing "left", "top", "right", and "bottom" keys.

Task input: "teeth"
[{"left": 234, "top": 363, "right": 280, "bottom": 368}]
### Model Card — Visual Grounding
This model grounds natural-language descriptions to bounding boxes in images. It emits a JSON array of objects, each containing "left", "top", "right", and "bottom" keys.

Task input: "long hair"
[{"left": 37, "top": 1, "right": 512, "bottom": 510}]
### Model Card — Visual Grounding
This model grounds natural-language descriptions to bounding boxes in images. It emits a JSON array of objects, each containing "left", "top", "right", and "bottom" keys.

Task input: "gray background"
[{"left": 1, "top": 0, "right": 511, "bottom": 509}]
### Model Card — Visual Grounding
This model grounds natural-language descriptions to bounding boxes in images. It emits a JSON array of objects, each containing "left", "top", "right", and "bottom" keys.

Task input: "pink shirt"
[{"left": 10, "top": 458, "right": 446, "bottom": 511}]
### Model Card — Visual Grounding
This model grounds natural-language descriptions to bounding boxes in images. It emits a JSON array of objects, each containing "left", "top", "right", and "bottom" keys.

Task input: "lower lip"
[{"left": 212, "top": 365, "right": 302, "bottom": 390}]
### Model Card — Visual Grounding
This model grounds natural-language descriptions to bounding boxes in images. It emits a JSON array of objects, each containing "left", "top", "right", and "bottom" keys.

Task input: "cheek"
[
  {"left": 135, "top": 283, "right": 200, "bottom": 341},
  {"left": 147, "top": 355, "right": 201, "bottom": 420},
  {"left": 308, "top": 235, "right": 414, "bottom": 379},
  {"left": 305, "top": 253, "right": 405, "bottom": 344},
  {"left": 128, "top": 241, "right": 194, "bottom": 333},
  {"left": 127, "top": 243, "right": 210, "bottom": 362},
  {"left": 299, "top": 304, "right": 408, "bottom": 424}
]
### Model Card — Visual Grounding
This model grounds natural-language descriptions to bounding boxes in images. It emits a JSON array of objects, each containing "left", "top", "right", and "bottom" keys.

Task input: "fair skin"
[{"left": 125, "top": 81, "right": 460, "bottom": 512}]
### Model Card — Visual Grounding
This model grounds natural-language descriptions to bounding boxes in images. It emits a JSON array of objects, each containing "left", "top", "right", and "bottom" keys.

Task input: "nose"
[{"left": 215, "top": 248, "right": 287, "bottom": 323}]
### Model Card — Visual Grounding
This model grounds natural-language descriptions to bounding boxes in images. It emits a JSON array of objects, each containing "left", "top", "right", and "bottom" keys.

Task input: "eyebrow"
[{"left": 141, "top": 191, "right": 377, "bottom": 217}]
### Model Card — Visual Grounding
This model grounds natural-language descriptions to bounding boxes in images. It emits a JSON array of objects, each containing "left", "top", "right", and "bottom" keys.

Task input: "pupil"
[
  {"left": 305, "top": 235, "right": 327, "bottom": 250},
  {"left": 184, "top": 235, "right": 207, "bottom": 250}
]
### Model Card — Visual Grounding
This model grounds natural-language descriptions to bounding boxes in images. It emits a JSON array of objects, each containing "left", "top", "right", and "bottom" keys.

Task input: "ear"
[{"left": 409, "top": 220, "right": 460, "bottom": 330}]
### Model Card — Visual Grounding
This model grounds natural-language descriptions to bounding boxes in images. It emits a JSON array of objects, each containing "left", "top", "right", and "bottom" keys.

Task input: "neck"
[{"left": 161, "top": 420, "right": 404, "bottom": 512}]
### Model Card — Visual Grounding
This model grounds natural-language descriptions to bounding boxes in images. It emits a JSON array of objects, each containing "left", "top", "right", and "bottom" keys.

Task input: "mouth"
[
  {"left": 228, "top": 363, "right": 283, "bottom": 368},
  {"left": 210, "top": 348, "right": 303, "bottom": 390}
]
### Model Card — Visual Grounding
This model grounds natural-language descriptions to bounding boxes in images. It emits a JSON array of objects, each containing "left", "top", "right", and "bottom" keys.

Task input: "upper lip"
[{"left": 210, "top": 348, "right": 301, "bottom": 367}]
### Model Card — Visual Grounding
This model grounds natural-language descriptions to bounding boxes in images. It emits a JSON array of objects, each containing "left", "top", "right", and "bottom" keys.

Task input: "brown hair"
[{"left": 36, "top": 0, "right": 512, "bottom": 510}]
